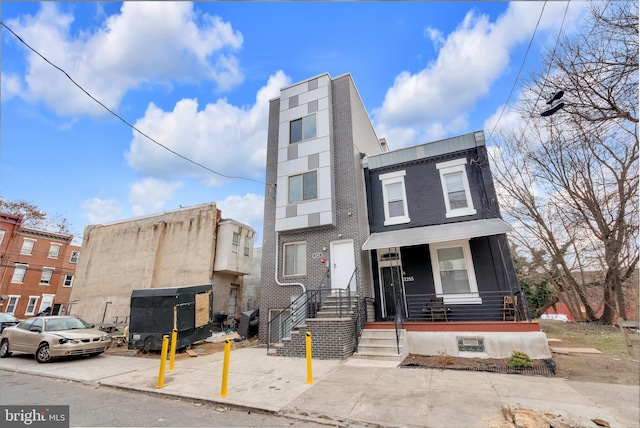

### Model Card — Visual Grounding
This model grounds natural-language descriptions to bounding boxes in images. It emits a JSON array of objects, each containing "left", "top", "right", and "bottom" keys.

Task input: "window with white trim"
[
  {"left": 429, "top": 240, "right": 481, "bottom": 304},
  {"left": 0, "top": 230, "right": 5, "bottom": 246},
  {"left": 11, "top": 264, "right": 27, "bottom": 283},
  {"left": 289, "top": 114, "right": 317, "bottom": 144},
  {"left": 232, "top": 232, "right": 240, "bottom": 253},
  {"left": 5, "top": 296, "right": 19, "bottom": 314},
  {"left": 244, "top": 236, "right": 251, "bottom": 256},
  {"left": 63, "top": 275, "right": 74, "bottom": 287},
  {"left": 288, "top": 171, "right": 317, "bottom": 203},
  {"left": 21, "top": 239, "right": 35, "bottom": 255},
  {"left": 25, "top": 296, "right": 40, "bottom": 315},
  {"left": 283, "top": 241, "right": 306, "bottom": 276},
  {"left": 48, "top": 243, "right": 61, "bottom": 258},
  {"left": 40, "top": 268, "right": 54, "bottom": 285},
  {"left": 436, "top": 158, "right": 476, "bottom": 218},
  {"left": 379, "top": 170, "right": 410, "bottom": 226},
  {"left": 70, "top": 251, "right": 79, "bottom": 263}
]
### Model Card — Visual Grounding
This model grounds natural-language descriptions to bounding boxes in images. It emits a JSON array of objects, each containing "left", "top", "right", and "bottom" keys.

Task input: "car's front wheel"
[
  {"left": 35, "top": 342, "right": 52, "bottom": 363},
  {"left": 0, "top": 339, "right": 11, "bottom": 358}
]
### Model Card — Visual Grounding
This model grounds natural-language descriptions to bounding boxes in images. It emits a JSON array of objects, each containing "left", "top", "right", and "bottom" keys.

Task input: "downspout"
[{"left": 274, "top": 232, "right": 306, "bottom": 294}]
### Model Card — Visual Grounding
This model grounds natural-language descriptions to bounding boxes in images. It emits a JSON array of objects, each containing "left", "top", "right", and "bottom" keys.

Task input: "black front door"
[{"left": 381, "top": 266, "right": 403, "bottom": 319}]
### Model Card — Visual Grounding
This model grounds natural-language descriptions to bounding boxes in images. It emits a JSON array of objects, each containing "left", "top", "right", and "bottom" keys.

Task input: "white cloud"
[
  {"left": 1, "top": 73, "right": 23, "bottom": 100},
  {"left": 125, "top": 71, "right": 290, "bottom": 186},
  {"left": 129, "top": 178, "right": 183, "bottom": 216},
  {"left": 217, "top": 193, "right": 265, "bottom": 244},
  {"left": 6, "top": 2, "right": 244, "bottom": 117},
  {"left": 373, "top": 2, "right": 582, "bottom": 148},
  {"left": 80, "top": 197, "right": 123, "bottom": 225}
]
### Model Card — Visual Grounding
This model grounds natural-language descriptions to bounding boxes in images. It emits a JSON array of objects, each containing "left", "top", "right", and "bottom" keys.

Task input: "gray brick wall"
[
  {"left": 259, "top": 74, "right": 384, "bottom": 348},
  {"left": 274, "top": 318, "right": 356, "bottom": 359}
]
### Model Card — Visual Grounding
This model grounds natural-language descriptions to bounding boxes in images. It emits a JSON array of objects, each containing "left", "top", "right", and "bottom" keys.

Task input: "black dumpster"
[{"left": 128, "top": 284, "right": 214, "bottom": 351}]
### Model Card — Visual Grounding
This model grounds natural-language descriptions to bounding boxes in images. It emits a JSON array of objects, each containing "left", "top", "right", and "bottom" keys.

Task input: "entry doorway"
[
  {"left": 377, "top": 248, "right": 406, "bottom": 320},
  {"left": 330, "top": 239, "right": 356, "bottom": 291}
]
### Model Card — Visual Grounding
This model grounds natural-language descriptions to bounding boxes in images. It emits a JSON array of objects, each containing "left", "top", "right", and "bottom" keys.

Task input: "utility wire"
[
  {"left": 1, "top": 21, "right": 267, "bottom": 186},
  {"left": 487, "top": 0, "right": 548, "bottom": 143}
]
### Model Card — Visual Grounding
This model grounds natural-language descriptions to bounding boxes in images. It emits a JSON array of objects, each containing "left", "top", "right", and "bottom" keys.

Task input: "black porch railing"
[
  {"left": 267, "top": 269, "right": 360, "bottom": 353},
  {"left": 404, "top": 290, "right": 530, "bottom": 322}
]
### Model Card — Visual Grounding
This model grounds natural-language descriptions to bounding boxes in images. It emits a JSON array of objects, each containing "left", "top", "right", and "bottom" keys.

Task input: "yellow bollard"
[
  {"left": 169, "top": 328, "right": 177, "bottom": 371},
  {"left": 219, "top": 338, "right": 231, "bottom": 397},
  {"left": 306, "top": 331, "right": 313, "bottom": 384},
  {"left": 156, "top": 335, "right": 169, "bottom": 388}
]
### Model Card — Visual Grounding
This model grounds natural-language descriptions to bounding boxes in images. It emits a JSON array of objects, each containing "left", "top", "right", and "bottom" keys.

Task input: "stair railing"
[{"left": 394, "top": 291, "right": 404, "bottom": 355}]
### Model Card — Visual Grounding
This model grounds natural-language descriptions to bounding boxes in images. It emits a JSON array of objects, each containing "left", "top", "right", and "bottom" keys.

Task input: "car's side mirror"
[{"left": 29, "top": 327, "right": 41, "bottom": 333}]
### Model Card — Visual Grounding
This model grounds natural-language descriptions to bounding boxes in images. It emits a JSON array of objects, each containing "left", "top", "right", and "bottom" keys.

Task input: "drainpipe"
[{"left": 274, "top": 232, "right": 306, "bottom": 294}]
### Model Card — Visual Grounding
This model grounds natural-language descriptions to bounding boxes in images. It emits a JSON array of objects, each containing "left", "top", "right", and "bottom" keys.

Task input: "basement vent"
[{"left": 457, "top": 337, "right": 485, "bottom": 352}]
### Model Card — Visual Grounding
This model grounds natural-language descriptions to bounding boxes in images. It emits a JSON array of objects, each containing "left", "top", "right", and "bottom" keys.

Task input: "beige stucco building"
[{"left": 70, "top": 203, "right": 255, "bottom": 324}]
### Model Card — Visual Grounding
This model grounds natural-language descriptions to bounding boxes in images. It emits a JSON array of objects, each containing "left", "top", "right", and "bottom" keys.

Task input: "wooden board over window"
[{"left": 195, "top": 291, "right": 211, "bottom": 327}]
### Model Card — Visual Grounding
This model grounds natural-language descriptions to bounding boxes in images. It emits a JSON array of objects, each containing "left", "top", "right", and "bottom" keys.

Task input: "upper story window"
[
  {"left": 11, "top": 263, "right": 27, "bottom": 284},
  {"left": 283, "top": 241, "right": 306, "bottom": 276},
  {"left": 63, "top": 274, "right": 74, "bottom": 287},
  {"left": 232, "top": 232, "right": 240, "bottom": 253},
  {"left": 48, "top": 243, "right": 61, "bottom": 258},
  {"left": 0, "top": 230, "right": 5, "bottom": 246},
  {"left": 288, "top": 170, "right": 317, "bottom": 203},
  {"left": 379, "top": 170, "right": 410, "bottom": 226},
  {"left": 70, "top": 251, "right": 80, "bottom": 263},
  {"left": 40, "top": 268, "right": 54, "bottom": 285},
  {"left": 436, "top": 158, "right": 477, "bottom": 218},
  {"left": 244, "top": 236, "right": 251, "bottom": 256},
  {"left": 21, "top": 239, "right": 35, "bottom": 255},
  {"left": 289, "top": 114, "right": 317, "bottom": 144}
]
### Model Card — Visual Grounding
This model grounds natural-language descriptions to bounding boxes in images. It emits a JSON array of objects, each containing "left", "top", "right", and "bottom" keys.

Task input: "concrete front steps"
[{"left": 353, "top": 328, "right": 408, "bottom": 362}]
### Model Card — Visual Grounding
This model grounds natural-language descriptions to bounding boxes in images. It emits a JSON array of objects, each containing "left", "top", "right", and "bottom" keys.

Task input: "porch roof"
[{"left": 362, "top": 218, "right": 512, "bottom": 250}]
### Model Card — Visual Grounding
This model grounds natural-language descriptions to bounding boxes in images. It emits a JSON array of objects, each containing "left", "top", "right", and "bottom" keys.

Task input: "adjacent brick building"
[{"left": 0, "top": 212, "right": 80, "bottom": 318}]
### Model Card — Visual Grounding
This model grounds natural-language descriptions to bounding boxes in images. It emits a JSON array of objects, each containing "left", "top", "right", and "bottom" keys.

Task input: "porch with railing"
[{"left": 403, "top": 289, "right": 530, "bottom": 322}]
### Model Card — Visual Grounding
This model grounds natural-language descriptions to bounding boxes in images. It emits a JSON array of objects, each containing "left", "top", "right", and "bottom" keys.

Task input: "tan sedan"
[{"left": 0, "top": 316, "right": 110, "bottom": 363}]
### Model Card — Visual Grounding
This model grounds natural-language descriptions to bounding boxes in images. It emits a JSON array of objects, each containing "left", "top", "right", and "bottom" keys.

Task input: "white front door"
[
  {"left": 330, "top": 240, "right": 355, "bottom": 291},
  {"left": 39, "top": 294, "right": 55, "bottom": 314}
]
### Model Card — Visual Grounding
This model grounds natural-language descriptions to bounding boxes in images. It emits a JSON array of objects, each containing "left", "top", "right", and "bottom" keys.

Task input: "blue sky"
[{"left": 1, "top": 1, "right": 583, "bottom": 246}]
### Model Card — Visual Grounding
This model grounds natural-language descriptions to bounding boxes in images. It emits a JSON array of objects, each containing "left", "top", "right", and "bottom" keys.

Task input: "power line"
[{"left": 1, "top": 21, "right": 267, "bottom": 186}]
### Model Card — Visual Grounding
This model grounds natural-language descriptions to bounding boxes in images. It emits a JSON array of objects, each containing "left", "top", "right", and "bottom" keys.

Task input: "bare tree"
[
  {"left": 492, "top": 0, "right": 638, "bottom": 324},
  {"left": 0, "top": 197, "right": 71, "bottom": 235}
]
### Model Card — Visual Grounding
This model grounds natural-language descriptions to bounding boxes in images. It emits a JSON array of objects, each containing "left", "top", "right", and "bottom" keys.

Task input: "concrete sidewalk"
[{"left": 0, "top": 347, "right": 637, "bottom": 427}]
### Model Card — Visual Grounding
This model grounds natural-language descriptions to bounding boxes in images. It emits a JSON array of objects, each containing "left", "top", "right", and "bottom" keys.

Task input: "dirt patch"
[
  {"left": 105, "top": 333, "right": 260, "bottom": 361},
  {"left": 400, "top": 320, "right": 639, "bottom": 386}
]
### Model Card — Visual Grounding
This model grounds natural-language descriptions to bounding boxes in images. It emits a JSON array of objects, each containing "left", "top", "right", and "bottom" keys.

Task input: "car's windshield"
[
  {"left": 45, "top": 317, "right": 91, "bottom": 332},
  {"left": 0, "top": 313, "right": 18, "bottom": 322}
]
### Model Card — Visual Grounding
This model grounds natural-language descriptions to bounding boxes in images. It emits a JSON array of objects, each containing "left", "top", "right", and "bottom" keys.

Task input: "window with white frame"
[
  {"left": 283, "top": 241, "right": 306, "bottom": 276},
  {"left": 232, "top": 232, "right": 240, "bottom": 253},
  {"left": 0, "top": 230, "right": 5, "bottom": 246},
  {"left": 244, "top": 236, "right": 251, "bottom": 256},
  {"left": 436, "top": 158, "right": 476, "bottom": 218},
  {"left": 288, "top": 171, "right": 317, "bottom": 203},
  {"left": 21, "top": 239, "right": 35, "bottom": 255},
  {"left": 379, "top": 170, "right": 410, "bottom": 226},
  {"left": 429, "top": 240, "right": 481, "bottom": 304},
  {"left": 289, "top": 114, "right": 317, "bottom": 144},
  {"left": 5, "top": 296, "right": 19, "bottom": 313},
  {"left": 70, "top": 251, "right": 79, "bottom": 263},
  {"left": 25, "top": 296, "right": 39, "bottom": 315},
  {"left": 40, "top": 268, "right": 54, "bottom": 285},
  {"left": 48, "top": 243, "right": 61, "bottom": 258},
  {"left": 11, "top": 264, "right": 27, "bottom": 283},
  {"left": 63, "top": 274, "right": 74, "bottom": 287}
]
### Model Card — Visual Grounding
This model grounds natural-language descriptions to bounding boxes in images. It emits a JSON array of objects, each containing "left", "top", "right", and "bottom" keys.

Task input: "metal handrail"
[
  {"left": 394, "top": 292, "right": 404, "bottom": 354},
  {"left": 404, "top": 290, "right": 530, "bottom": 322},
  {"left": 354, "top": 297, "right": 373, "bottom": 352}
]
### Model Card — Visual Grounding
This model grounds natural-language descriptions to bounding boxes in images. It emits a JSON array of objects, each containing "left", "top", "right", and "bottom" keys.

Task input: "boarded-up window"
[{"left": 195, "top": 291, "right": 210, "bottom": 327}]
